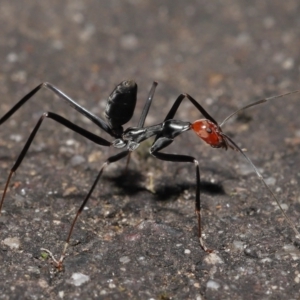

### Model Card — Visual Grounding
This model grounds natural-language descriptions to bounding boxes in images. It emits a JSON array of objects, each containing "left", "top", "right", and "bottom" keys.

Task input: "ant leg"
[
  {"left": 137, "top": 81, "right": 158, "bottom": 128},
  {"left": 0, "top": 82, "right": 113, "bottom": 136},
  {"left": 124, "top": 81, "right": 157, "bottom": 172},
  {"left": 0, "top": 111, "right": 112, "bottom": 212},
  {"left": 150, "top": 137, "right": 212, "bottom": 252},
  {"left": 154, "top": 93, "right": 219, "bottom": 145},
  {"left": 58, "top": 150, "right": 129, "bottom": 267},
  {"left": 163, "top": 93, "right": 218, "bottom": 125},
  {"left": 124, "top": 152, "right": 131, "bottom": 173}
]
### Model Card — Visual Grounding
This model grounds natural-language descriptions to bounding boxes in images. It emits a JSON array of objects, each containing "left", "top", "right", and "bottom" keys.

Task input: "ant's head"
[{"left": 191, "top": 119, "right": 228, "bottom": 150}]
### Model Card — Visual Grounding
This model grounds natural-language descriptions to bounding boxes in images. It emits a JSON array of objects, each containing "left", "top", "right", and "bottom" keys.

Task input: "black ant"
[{"left": 0, "top": 80, "right": 299, "bottom": 269}]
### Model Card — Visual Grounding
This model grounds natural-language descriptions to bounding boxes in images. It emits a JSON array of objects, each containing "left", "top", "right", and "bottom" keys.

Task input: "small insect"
[{"left": 0, "top": 80, "right": 299, "bottom": 268}]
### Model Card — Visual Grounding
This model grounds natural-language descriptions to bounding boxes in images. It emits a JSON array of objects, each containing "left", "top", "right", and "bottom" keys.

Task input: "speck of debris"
[
  {"left": 294, "top": 273, "right": 300, "bottom": 283},
  {"left": 62, "top": 186, "right": 78, "bottom": 197},
  {"left": 231, "top": 240, "right": 244, "bottom": 252},
  {"left": 184, "top": 249, "right": 191, "bottom": 254},
  {"left": 3, "top": 237, "right": 20, "bottom": 249},
  {"left": 206, "top": 280, "right": 221, "bottom": 290},
  {"left": 279, "top": 244, "right": 300, "bottom": 260},
  {"left": 88, "top": 151, "right": 102, "bottom": 163},
  {"left": 278, "top": 203, "right": 288, "bottom": 211},
  {"left": 237, "top": 163, "right": 255, "bottom": 175},
  {"left": 260, "top": 257, "right": 272, "bottom": 263},
  {"left": 120, "top": 34, "right": 139, "bottom": 50},
  {"left": 109, "top": 283, "right": 116, "bottom": 289},
  {"left": 6, "top": 52, "right": 18, "bottom": 63},
  {"left": 27, "top": 266, "right": 40, "bottom": 275},
  {"left": 265, "top": 176, "right": 276, "bottom": 186},
  {"left": 204, "top": 252, "right": 224, "bottom": 265},
  {"left": 9, "top": 134, "right": 23, "bottom": 142},
  {"left": 119, "top": 256, "right": 131, "bottom": 264},
  {"left": 65, "top": 139, "right": 77, "bottom": 146},
  {"left": 70, "top": 155, "right": 86, "bottom": 166},
  {"left": 282, "top": 57, "right": 294, "bottom": 70},
  {"left": 68, "top": 273, "right": 90, "bottom": 286}
]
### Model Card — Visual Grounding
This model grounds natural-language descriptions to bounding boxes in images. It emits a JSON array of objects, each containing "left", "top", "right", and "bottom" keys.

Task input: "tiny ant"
[{"left": 0, "top": 80, "right": 299, "bottom": 268}]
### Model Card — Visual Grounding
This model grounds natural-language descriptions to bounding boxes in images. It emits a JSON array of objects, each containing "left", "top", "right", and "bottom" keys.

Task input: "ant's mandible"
[{"left": 0, "top": 80, "right": 299, "bottom": 268}]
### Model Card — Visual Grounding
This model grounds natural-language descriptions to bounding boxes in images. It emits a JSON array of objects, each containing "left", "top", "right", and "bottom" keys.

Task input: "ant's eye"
[{"left": 206, "top": 128, "right": 212, "bottom": 133}]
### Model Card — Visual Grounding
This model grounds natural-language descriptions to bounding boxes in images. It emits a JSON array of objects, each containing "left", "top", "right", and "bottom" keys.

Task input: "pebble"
[
  {"left": 206, "top": 280, "right": 220, "bottom": 290},
  {"left": 3, "top": 237, "right": 20, "bottom": 249},
  {"left": 70, "top": 155, "right": 86, "bottom": 166},
  {"left": 68, "top": 273, "right": 90, "bottom": 286},
  {"left": 119, "top": 256, "right": 131, "bottom": 264}
]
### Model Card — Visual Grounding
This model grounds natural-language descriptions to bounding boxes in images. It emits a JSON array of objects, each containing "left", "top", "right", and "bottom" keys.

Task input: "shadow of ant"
[{"left": 105, "top": 168, "right": 225, "bottom": 201}]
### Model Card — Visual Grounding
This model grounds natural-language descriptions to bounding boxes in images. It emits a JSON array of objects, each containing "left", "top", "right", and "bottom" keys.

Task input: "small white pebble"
[
  {"left": 27, "top": 266, "right": 40, "bottom": 275},
  {"left": 70, "top": 155, "right": 86, "bottom": 167},
  {"left": 119, "top": 256, "right": 131, "bottom": 264},
  {"left": 294, "top": 273, "right": 300, "bottom": 283},
  {"left": 120, "top": 34, "right": 139, "bottom": 50},
  {"left": 204, "top": 253, "right": 224, "bottom": 265},
  {"left": 260, "top": 257, "right": 272, "bottom": 263},
  {"left": 206, "top": 280, "right": 220, "bottom": 290},
  {"left": 184, "top": 249, "right": 191, "bottom": 254},
  {"left": 9, "top": 134, "right": 23, "bottom": 142},
  {"left": 279, "top": 203, "right": 288, "bottom": 211},
  {"left": 7, "top": 52, "right": 19, "bottom": 62},
  {"left": 109, "top": 283, "right": 116, "bottom": 289},
  {"left": 232, "top": 240, "right": 244, "bottom": 251},
  {"left": 237, "top": 164, "right": 254, "bottom": 175},
  {"left": 265, "top": 177, "right": 276, "bottom": 186},
  {"left": 69, "top": 273, "right": 90, "bottom": 286},
  {"left": 282, "top": 58, "right": 294, "bottom": 70},
  {"left": 3, "top": 237, "right": 20, "bottom": 249},
  {"left": 65, "top": 139, "right": 77, "bottom": 146}
]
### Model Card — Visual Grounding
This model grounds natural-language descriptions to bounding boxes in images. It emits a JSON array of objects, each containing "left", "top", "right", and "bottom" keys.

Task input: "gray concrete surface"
[{"left": 0, "top": 0, "right": 300, "bottom": 299}]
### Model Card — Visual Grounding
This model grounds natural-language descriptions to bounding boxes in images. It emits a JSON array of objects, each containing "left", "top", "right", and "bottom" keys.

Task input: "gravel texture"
[{"left": 0, "top": 1, "right": 300, "bottom": 299}]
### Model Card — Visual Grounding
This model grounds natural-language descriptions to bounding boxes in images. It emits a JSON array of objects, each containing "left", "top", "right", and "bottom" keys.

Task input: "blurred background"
[{"left": 0, "top": 0, "right": 299, "bottom": 299}]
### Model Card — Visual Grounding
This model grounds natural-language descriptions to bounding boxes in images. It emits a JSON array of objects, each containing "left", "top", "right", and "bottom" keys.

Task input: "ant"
[{"left": 0, "top": 80, "right": 299, "bottom": 269}]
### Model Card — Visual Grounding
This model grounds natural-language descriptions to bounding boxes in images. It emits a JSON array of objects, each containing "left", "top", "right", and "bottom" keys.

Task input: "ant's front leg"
[
  {"left": 150, "top": 135, "right": 212, "bottom": 253},
  {"left": 0, "top": 112, "right": 111, "bottom": 212}
]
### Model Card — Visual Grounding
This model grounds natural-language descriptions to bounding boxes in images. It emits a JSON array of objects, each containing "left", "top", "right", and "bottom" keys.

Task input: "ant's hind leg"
[
  {"left": 150, "top": 137, "right": 212, "bottom": 253},
  {"left": 56, "top": 150, "right": 129, "bottom": 268}
]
